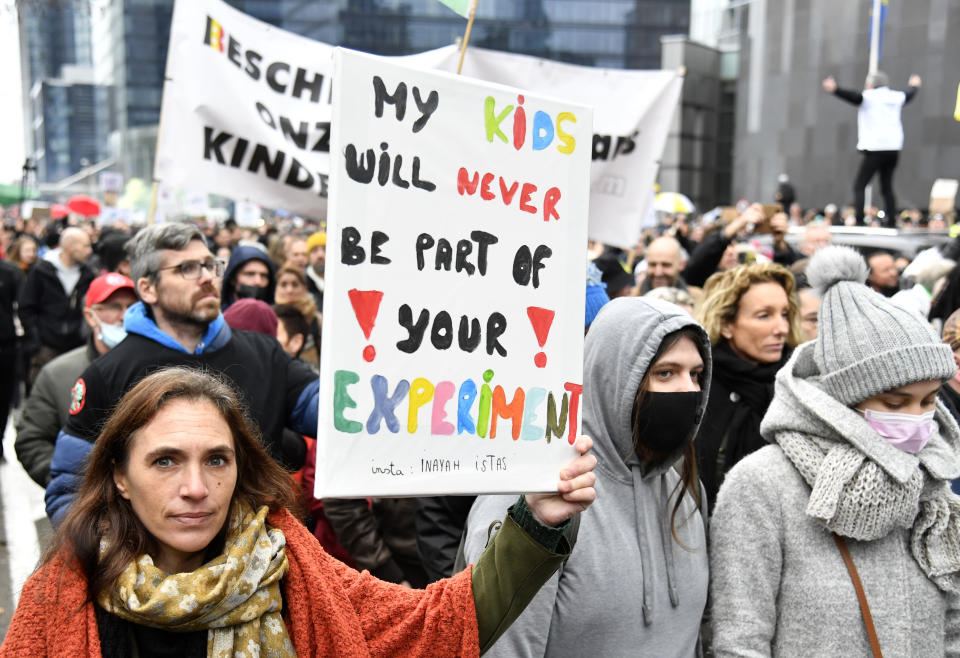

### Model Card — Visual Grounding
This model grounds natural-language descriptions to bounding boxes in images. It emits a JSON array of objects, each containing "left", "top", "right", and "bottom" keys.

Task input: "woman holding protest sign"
[
  {"left": 462, "top": 297, "right": 711, "bottom": 657},
  {"left": 1, "top": 367, "right": 597, "bottom": 657}
]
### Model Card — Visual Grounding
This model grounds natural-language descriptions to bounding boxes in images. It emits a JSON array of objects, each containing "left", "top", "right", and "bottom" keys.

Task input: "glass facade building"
[
  {"left": 30, "top": 79, "right": 111, "bottom": 183},
  {"left": 18, "top": 3, "right": 93, "bottom": 93},
  {"left": 18, "top": 2, "right": 97, "bottom": 183},
  {"left": 228, "top": 0, "right": 690, "bottom": 70},
  {"left": 22, "top": 0, "right": 690, "bottom": 183}
]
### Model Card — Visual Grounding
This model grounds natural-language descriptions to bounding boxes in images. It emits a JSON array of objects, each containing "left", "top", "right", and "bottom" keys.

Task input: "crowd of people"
[{"left": 1, "top": 184, "right": 960, "bottom": 655}]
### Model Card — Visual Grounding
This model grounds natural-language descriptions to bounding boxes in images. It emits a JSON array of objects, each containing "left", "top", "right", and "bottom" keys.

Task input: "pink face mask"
[{"left": 858, "top": 408, "right": 935, "bottom": 454}]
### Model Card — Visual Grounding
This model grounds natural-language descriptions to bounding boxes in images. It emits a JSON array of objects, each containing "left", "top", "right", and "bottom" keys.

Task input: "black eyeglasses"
[{"left": 157, "top": 258, "right": 226, "bottom": 280}]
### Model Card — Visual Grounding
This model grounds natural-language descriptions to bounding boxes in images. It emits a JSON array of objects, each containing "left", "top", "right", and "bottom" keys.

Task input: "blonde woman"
[{"left": 694, "top": 262, "right": 801, "bottom": 511}]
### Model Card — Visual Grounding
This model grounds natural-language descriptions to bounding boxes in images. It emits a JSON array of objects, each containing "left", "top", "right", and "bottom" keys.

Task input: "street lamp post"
[{"left": 19, "top": 157, "right": 36, "bottom": 220}]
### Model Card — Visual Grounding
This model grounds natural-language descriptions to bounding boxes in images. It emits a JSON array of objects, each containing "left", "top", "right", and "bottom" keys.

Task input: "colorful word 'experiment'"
[{"left": 333, "top": 368, "right": 582, "bottom": 444}]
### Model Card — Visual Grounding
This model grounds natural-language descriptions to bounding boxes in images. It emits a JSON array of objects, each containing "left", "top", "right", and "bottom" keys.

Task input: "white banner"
[
  {"left": 156, "top": 0, "right": 337, "bottom": 218},
  {"left": 315, "top": 49, "right": 592, "bottom": 497},
  {"left": 157, "top": 0, "right": 680, "bottom": 249}
]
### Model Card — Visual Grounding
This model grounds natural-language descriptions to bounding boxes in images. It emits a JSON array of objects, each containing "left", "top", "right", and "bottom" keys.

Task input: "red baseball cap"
[{"left": 85, "top": 272, "right": 136, "bottom": 308}]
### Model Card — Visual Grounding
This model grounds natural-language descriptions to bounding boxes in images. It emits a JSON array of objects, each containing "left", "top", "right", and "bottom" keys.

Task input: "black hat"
[{"left": 593, "top": 253, "right": 634, "bottom": 296}]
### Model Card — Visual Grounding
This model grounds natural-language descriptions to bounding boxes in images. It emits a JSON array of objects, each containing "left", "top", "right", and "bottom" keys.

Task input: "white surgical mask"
[{"left": 97, "top": 320, "right": 127, "bottom": 349}]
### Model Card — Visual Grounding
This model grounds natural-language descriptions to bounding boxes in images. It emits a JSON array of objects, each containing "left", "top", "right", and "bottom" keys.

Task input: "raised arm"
[
  {"left": 823, "top": 76, "right": 863, "bottom": 105},
  {"left": 905, "top": 74, "right": 921, "bottom": 104},
  {"left": 307, "top": 437, "right": 597, "bottom": 656}
]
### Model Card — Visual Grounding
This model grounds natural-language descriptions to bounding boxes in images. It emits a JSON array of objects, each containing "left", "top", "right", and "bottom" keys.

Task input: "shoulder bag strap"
[{"left": 832, "top": 533, "right": 883, "bottom": 658}]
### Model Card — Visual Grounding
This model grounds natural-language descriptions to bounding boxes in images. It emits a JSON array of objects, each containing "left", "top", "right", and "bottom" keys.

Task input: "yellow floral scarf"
[{"left": 98, "top": 503, "right": 294, "bottom": 657}]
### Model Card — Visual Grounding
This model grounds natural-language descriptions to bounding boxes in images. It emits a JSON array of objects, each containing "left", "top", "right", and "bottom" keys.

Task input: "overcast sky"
[{"left": 1, "top": 9, "right": 25, "bottom": 185}]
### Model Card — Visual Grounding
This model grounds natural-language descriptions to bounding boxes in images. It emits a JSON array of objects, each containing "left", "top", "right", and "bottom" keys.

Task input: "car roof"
[{"left": 783, "top": 226, "right": 954, "bottom": 259}]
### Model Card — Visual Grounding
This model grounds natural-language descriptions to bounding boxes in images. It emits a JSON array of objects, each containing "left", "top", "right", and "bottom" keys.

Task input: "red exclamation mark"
[
  {"left": 348, "top": 289, "right": 384, "bottom": 362},
  {"left": 526, "top": 306, "right": 555, "bottom": 368}
]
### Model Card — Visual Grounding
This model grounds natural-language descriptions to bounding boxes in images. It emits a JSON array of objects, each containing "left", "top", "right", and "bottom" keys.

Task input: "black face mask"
[
  {"left": 234, "top": 283, "right": 270, "bottom": 302},
  {"left": 633, "top": 391, "right": 703, "bottom": 456}
]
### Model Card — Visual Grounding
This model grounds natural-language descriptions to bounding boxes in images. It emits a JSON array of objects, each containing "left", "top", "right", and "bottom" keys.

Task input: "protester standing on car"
[
  {"left": 823, "top": 71, "right": 921, "bottom": 227},
  {"left": 463, "top": 298, "right": 711, "bottom": 657},
  {"left": 710, "top": 246, "right": 960, "bottom": 655},
  {"left": 694, "top": 262, "right": 801, "bottom": 511}
]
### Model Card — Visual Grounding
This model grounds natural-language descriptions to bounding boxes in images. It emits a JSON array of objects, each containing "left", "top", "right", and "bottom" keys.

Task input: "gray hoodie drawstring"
[
  {"left": 633, "top": 468, "right": 684, "bottom": 626},
  {"left": 659, "top": 473, "right": 680, "bottom": 608},
  {"left": 632, "top": 466, "right": 655, "bottom": 626}
]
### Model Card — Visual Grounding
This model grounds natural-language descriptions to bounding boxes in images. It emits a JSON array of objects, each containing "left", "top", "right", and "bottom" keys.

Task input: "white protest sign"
[
  {"left": 416, "top": 46, "right": 683, "bottom": 250},
  {"left": 315, "top": 49, "right": 592, "bottom": 498}
]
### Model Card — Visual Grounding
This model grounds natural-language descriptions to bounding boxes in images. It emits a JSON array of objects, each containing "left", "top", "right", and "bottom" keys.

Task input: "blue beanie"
[{"left": 585, "top": 262, "right": 610, "bottom": 328}]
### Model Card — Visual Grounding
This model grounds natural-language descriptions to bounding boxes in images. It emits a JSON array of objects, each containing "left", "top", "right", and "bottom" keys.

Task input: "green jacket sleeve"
[{"left": 470, "top": 499, "right": 574, "bottom": 654}]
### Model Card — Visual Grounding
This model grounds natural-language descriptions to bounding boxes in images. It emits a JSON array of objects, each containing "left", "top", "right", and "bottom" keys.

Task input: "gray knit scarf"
[
  {"left": 761, "top": 342, "right": 960, "bottom": 593},
  {"left": 777, "top": 430, "right": 960, "bottom": 592}
]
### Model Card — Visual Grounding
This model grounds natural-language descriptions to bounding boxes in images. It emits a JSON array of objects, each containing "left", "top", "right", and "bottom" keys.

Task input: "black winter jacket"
[
  {"left": 324, "top": 497, "right": 424, "bottom": 586},
  {"left": 17, "top": 258, "right": 94, "bottom": 353},
  {"left": 682, "top": 230, "right": 732, "bottom": 288},
  {"left": 695, "top": 342, "right": 792, "bottom": 512},
  {"left": 415, "top": 495, "right": 477, "bottom": 582},
  {"left": 0, "top": 260, "right": 24, "bottom": 346}
]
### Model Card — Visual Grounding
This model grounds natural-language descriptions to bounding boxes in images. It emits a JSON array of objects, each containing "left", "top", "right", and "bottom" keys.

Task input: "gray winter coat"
[
  {"left": 464, "top": 297, "right": 712, "bottom": 657},
  {"left": 710, "top": 340, "right": 960, "bottom": 657},
  {"left": 15, "top": 341, "right": 96, "bottom": 486}
]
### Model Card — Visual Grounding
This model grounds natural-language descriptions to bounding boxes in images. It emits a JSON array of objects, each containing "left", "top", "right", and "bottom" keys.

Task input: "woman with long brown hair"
[
  {"left": 7, "top": 235, "right": 38, "bottom": 274},
  {"left": 463, "top": 297, "right": 712, "bottom": 656},
  {"left": 2, "top": 367, "right": 597, "bottom": 656}
]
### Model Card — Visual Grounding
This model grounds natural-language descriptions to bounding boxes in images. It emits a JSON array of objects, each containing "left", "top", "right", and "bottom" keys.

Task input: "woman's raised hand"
[{"left": 524, "top": 436, "right": 597, "bottom": 527}]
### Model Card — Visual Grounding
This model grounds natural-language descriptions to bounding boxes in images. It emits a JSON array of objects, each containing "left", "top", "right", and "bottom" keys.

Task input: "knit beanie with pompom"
[{"left": 808, "top": 245, "right": 956, "bottom": 405}]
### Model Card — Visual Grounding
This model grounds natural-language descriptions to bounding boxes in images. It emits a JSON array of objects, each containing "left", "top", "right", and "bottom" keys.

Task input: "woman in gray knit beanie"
[{"left": 709, "top": 245, "right": 960, "bottom": 656}]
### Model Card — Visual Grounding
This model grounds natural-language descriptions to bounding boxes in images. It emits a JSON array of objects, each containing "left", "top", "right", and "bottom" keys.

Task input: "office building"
[
  {"left": 21, "top": 0, "right": 691, "bottom": 186},
  {"left": 733, "top": 0, "right": 960, "bottom": 211}
]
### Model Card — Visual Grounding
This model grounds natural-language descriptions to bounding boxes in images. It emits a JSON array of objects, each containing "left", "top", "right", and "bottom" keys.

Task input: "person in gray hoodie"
[
  {"left": 463, "top": 297, "right": 712, "bottom": 657},
  {"left": 710, "top": 245, "right": 960, "bottom": 656}
]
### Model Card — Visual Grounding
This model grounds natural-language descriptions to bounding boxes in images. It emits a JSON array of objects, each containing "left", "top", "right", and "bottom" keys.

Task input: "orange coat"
[{"left": 1, "top": 509, "right": 479, "bottom": 657}]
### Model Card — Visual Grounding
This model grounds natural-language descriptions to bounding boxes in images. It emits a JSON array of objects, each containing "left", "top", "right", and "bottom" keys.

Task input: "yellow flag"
[{"left": 955, "top": 83, "right": 960, "bottom": 122}]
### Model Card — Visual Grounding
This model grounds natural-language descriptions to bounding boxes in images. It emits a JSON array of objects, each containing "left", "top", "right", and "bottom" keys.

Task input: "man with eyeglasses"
[
  {"left": 16, "top": 273, "right": 137, "bottom": 487},
  {"left": 45, "top": 224, "right": 320, "bottom": 524}
]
